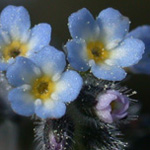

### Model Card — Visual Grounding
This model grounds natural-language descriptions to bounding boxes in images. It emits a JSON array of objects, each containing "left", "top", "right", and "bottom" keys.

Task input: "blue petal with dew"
[
  {"left": 35, "top": 100, "right": 66, "bottom": 119},
  {"left": 0, "top": 28, "right": 11, "bottom": 45},
  {"left": 8, "top": 85, "right": 35, "bottom": 116},
  {"left": 91, "top": 63, "right": 126, "bottom": 81},
  {"left": 66, "top": 39, "right": 89, "bottom": 71},
  {"left": 127, "top": 25, "right": 150, "bottom": 74},
  {"left": 97, "top": 8, "right": 130, "bottom": 49},
  {"left": 68, "top": 8, "right": 97, "bottom": 39},
  {"left": 55, "top": 70, "right": 83, "bottom": 103},
  {"left": 6, "top": 57, "right": 41, "bottom": 87},
  {"left": 0, "top": 62, "right": 10, "bottom": 71},
  {"left": 0, "top": 5, "right": 30, "bottom": 39},
  {"left": 28, "top": 23, "right": 51, "bottom": 54},
  {"left": 109, "top": 38, "right": 145, "bottom": 67},
  {"left": 30, "top": 46, "right": 66, "bottom": 77}
]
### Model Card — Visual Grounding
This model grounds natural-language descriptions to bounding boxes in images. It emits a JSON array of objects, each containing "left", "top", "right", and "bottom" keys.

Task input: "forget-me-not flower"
[
  {"left": 66, "top": 8, "right": 145, "bottom": 81},
  {"left": 95, "top": 90, "right": 129, "bottom": 123},
  {"left": 6, "top": 46, "right": 83, "bottom": 119},
  {"left": 0, "top": 5, "right": 51, "bottom": 71},
  {"left": 127, "top": 25, "right": 150, "bottom": 75}
]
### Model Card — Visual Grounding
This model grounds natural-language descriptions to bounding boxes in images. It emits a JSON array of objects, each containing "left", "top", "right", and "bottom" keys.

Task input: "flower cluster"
[
  {"left": 0, "top": 5, "right": 149, "bottom": 150},
  {"left": 1, "top": 5, "right": 83, "bottom": 119}
]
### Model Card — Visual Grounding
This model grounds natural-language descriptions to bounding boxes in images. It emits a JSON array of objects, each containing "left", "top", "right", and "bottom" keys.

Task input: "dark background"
[{"left": 0, "top": 0, "right": 150, "bottom": 150}]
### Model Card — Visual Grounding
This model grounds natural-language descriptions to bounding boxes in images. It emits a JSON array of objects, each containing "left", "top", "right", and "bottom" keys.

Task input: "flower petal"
[
  {"left": 127, "top": 25, "right": 150, "bottom": 74},
  {"left": 35, "top": 99, "right": 66, "bottom": 119},
  {"left": 66, "top": 39, "right": 89, "bottom": 71},
  {"left": 108, "top": 38, "right": 145, "bottom": 67},
  {"left": 27, "top": 23, "right": 51, "bottom": 54},
  {"left": 97, "top": 8, "right": 130, "bottom": 49},
  {"left": 0, "top": 29, "right": 11, "bottom": 45},
  {"left": 96, "top": 108, "right": 113, "bottom": 123},
  {"left": 112, "top": 112, "right": 128, "bottom": 120},
  {"left": 6, "top": 57, "right": 41, "bottom": 87},
  {"left": 0, "top": 5, "right": 30, "bottom": 40},
  {"left": 117, "top": 101, "right": 129, "bottom": 115},
  {"left": 30, "top": 46, "right": 66, "bottom": 77},
  {"left": 0, "top": 62, "right": 9, "bottom": 71},
  {"left": 53, "top": 70, "right": 83, "bottom": 103},
  {"left": 0, "top": 55, "right": 15, "bottom": 71},
  {"left": 91, "top": 63, "right": 126, "bottom": 81},
  {"left": 96, "top": 93, "right": 117, "bottom": 110},
  {"left": 8, "top": 85, "right": 34, "bottom": 116},
  {"left": 68, "top": 8, "right": 99, "bottom": 40}
]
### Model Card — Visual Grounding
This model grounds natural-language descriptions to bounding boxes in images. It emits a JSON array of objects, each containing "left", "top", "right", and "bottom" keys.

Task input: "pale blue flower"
[
  {"left": 66, "top": 8, "right": 145, "bottom": 81},
  {"left": 127, "top": 25, "right": 150, "bottom": 75},
  {"left": 0, "top": 5, "right": 51, "bottom": 71},
  {"left": 6, "top": 46, "right": 83, "bottom": 119}
]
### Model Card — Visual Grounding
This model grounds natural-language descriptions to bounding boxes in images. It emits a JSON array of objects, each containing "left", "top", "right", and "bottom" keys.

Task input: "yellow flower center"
[
  {"left": 2, "top": 41, "right": 28, "bottom": 62},
  {"left": 86, "top": 41, "right": 110, "bottom": 63},
  {"left": 31, "top": 76, "right": 55, "bottom": 101}
]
